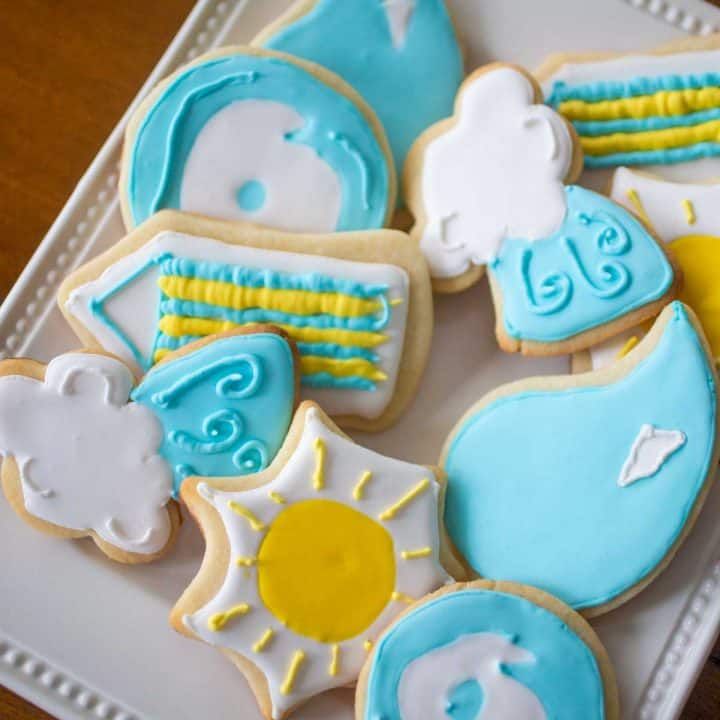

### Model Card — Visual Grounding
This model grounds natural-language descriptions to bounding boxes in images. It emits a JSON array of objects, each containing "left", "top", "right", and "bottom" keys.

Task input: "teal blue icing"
[
  {"left": 488, "top": 186, "right": 673, "bottom": 342},
  {"left": 236, "top": 179, "right": 266, "bottom": 212},
  {"left": 445, "top": 679, "right": 484, "bottom": 720},
  {"left": 444, "top": 303, "right": 716, "bottom": 609},
  {"left": 584, "top": 143, "right": 720, "bottom": 168},
  {"left": 301, "top": 373, "right": 375, "bottom": 391},
  {"left": 261, "top": 0, "right": 463, "bottom": 179},
  {"left": 295, "top": 342, "right": 378, "bottom": 362},
  {"left": 131, "top": 332, "right": 295, "bottom": 496},
  {"left": 572, "top": 106, "right": 720, "bottom": 136},
  {"left": 364, "top": 589, "right": 605, "bottom": 719},
  {"left": 127, "top": 54, "right": 390, "bottom": 230}
]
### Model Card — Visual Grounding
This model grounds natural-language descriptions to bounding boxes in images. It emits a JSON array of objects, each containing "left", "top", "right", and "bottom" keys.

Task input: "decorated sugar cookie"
[
  {"left": 576, "top": 168, "right": 720, "bottom": 372},
  {"left": 254, "top": 0, "right": 463, "bottom": 181},
  {"left": 405, "top": 63, "right": 679, "bottom": 355},
  {"left": 0, "top": 352, "right": 179, "bottom": 563},
  {"left": 356, "top": 581, "right": 619, "bottom": 720},
  {"left": 172, "top": 402, "right": 457, "bottom": 720},
  {"left": 120, "top": 46, "right": 395, "bottom": 232},
  {"left": 441, "top": 302, "right": 719, "bottom": 614},
  {"left": 132, "top": 326, "right": 298, "bottom": 496},
  {"left": 538, "top": 35, "right": 720, "bottom": 171},
  {"left": 58, "top": 211, "right": 432, "bottom": 431}
]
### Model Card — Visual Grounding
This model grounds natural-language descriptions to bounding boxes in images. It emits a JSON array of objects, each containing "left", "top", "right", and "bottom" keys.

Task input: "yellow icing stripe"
[
  {"left": 559, "top": 86, "right": 720, "bottom": 121},
  {"left": 625, "top": 189, "right": 655, "bottom": 232},
  {"left": 392, "top": 591, "right": 415, "bottom": 604},
  {"left": 615, "top": 336, "right": 640, "bottom": 360},
  {"left": 227, "top": 501, "right": 265, "bottom": 532},
  {"left": 235, "top": 556, "right": 256, "bottom": 567},
  {"left": 154, "top": 348, "right": 171, "bottom": 362},
  {"left": 401, "top": 547, "right": 432, "bottom": 560},
  {"left": 352, "top": 470, "right": 372, "bottom": 500},
  {"left": 158, "top": 316, "right": 387, "bottom": 349},
  {"left": 312, "top": 437, "right": 326, "bottom": 491},
  {"left": 328, "top": 644, "right": 340, "bottom": 677},
  {"left": 208, "top": 604, "right": 250, "bottom": 631},
  {"left": 301, "top": 356, "right": 388, "bottom": 382},
  {"left": 252, "top": 628, "right": 274, "bottom": 653},
  {"left": 379, "top": 478, "right": 430, "bottom": 521},
  {"left": 281, "top": 650, "right": 306, "bottom": 696},
  {"left": 363, "top": 640, "right": 373, "bottom": 651},
  {"left": 159, "top": 276, "right": 383, "bottom": 318},
  {"left": 581, "top": 118, "right": 720, "bottom": 157},
  {"left": 269, "top": 491, "right": 286, "bottom": 505},
  {"left": 682, "top": 199, "right": 697, "bottom": 226}
]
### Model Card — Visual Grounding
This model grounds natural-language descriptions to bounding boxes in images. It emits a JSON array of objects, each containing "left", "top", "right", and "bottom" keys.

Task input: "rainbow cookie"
[
  {"left": 172, "top": 402, "right": 459, "bottom": 719},
  {"left": 0, "top": 351, "right": 179, "bottom": 563},
  {"left": 440, "top": 302, "right": 719, "bottom": 615},
  {"left": 120, "top": 46, "right": 395, "bottom": 233},
  {"left": 253, "top": 0, "right": 463, "bottom": 184},
  {"left": 404, "top": 63, "right": 679, "bottom": 355},
  {"left": 356, "top": 581, "right": 619, "bottom": 720},
  {"left": 58, "top": 211, "right": 431, "bottom": 432},
  {"left": 538, "top": 35, "right": 720, "bottom": 171}
]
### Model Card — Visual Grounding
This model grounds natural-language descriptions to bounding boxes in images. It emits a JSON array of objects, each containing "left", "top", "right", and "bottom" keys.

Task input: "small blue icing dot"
[
  {"left": 235, "top": 180, "right": 266, "bottom": 212},
  {"left": 445, "top": 678, "right": 484, "bottom": 720}
]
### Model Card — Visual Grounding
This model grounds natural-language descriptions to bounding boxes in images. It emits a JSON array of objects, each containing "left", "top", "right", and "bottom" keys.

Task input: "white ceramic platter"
[{"left": 2, "top": 1, "right": 720, "bottom": 718}]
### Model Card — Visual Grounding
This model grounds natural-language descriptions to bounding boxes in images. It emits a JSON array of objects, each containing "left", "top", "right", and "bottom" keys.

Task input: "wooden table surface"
[{"left": 1, "top": 1, "right": 720, "bottom": 717}]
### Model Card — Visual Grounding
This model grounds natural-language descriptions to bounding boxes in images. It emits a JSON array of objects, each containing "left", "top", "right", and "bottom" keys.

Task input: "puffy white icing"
[{"left": 618, "top": 424, "right": 686, "bottom": 488}]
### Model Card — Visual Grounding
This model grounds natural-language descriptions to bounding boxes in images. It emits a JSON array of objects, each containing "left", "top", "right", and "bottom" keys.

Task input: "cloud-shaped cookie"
[
  {"left": 0, "top": 353, "right": 173, "bottom": 556},
  {"left": 413, "top": 65, "right": 574, "bottom": 278}
]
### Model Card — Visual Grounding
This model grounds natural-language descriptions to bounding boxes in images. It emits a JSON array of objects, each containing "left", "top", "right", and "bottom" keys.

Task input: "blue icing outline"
[
  {"left": 488, "top": 186, "right": 673, "bottom": 343},
  {"left": 364, "top": 589, "right": 605, "bottom": 719},
  {"left": 571, "top": 107, "right": 720, "bottom": 137},
  {"left": 131, "top": 332, "right": 295, "bottom": 496},
  {"left": 444, "top": 303, "right": 716, "bottom": 609},
  {"left": 127, "top": 54, "right": 390, "bottom": 230},
  {"left": 261, "top": 0, "right": 463, "bottom": 176},
  {"left": 583, "top": 144, "right": 720, "bottom": 168}
]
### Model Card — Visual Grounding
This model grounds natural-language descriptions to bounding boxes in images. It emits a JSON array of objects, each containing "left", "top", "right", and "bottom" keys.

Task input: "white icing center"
[
  {"left": 618, "top": 424, "right": 686, "bottom": 488},
  {"left": 382, "top": 0, "right": 416, "bottom": 49}
]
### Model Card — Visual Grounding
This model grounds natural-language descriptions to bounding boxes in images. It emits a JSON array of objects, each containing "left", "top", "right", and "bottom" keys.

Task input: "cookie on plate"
[
  {"left": 58, "top": 211, "right": 432, "bottom": 432},
  {"left": 440, "top": 302, "right": 718, "bottom": 616},
  {"left": 404, "top": 63, "right": 680, "bottom": 355},
  {"left": 172, "top": 401, "right": 461, "bottom": 719},
  {"left": 356, "top": 580, "right": 619, "bottom": 720},
  {"left": 120, "top": 46, "right": 395, "bottom": 232}
]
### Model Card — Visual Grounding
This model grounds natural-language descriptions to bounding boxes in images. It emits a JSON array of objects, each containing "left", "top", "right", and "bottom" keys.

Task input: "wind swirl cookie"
[
  {"left": 58, "top": 211, "right": 432, "bottom": 432},
  {"left": 120, "top": 46, "right": 395, "bottom": 233},
  {"left": 254, "top": 0, "right": 463, "bottom": 182},
  {"left": 404, "top": 63, "right": 679, "bottom": 355},
  {"left": 172, "top": 402, "right": 459, "bottom": 720},
  {"left": 356, "top": 581, "right": 619, "bottom": 720},
  {"left": 441, "top": 302, "right": 719, "bottom": 616}
]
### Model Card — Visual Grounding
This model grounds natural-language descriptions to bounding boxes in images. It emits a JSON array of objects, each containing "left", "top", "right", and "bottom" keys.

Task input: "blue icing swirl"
[
  {"left": 131, "top": 332, "right": 295, "bottom": 496},
  {"left": 127, "top": 53, "right": 390, "bottom": 230},
  {"left": 488, "top": 186, "right": 673, "bottom": 342},
  {"left": 444, "top": 303, "right": 716, "bottom": 609},
  {"left": 364, "top": 589, "right": 605, "bottom": 719},
  {"left": 261, "top": 0, "right": 463, "bottom": 177}
]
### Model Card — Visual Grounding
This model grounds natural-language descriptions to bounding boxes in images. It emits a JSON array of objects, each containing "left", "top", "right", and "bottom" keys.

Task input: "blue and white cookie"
[
  {"left": 120, "top": 46, "right": 395, "bottom": 232},
  {"left": 356, "top": 580, "right": 619, "bottom": 720}
]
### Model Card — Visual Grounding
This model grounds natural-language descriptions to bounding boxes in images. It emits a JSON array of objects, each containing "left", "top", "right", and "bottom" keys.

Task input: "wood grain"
[{"left": 0, "top": 1, "right": 719, "bottom": 718}]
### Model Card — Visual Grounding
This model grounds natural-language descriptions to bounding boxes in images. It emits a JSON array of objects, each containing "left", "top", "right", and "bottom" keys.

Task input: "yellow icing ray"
[
  {"left": 235, "top": 556, "right": 256, "bottom": 567},
  {"left": 312, "top": 437, "right": 326, "bottom": 491},
  {"left": 300, "top": 356, "right": 387, "bottom": 382},
  {"left": 281, "top": 650, "right": 306, "bottom": 696},
  {"left": 252, "top": 628, "right": 274, "bottom": 653},
  {"left": 559, "top": 86, "right": 720, "bottom": 121},
  {"left": 363, "top": 640, "right": 373, "bottom": 651},
  {"left": 401, "top": 547, "right": 432, "bottom": 560},
  {"left": 159, "top": 276, "right": 383, "bottom": 318},
  {"left": 227, "top": 501, "right": 265, "bottom": 532},
  {"left": 269, "top": 491, "right": 286, "bottom": 505},
  {"left": 682, "top": 198, "right": 697, "bottom": 226},
  {"left": 392, "top": 591, "right": 415, "bottom": 604},
  {"left": 581, "top": 118, "right": 720, "bottom": 157},
  {"left": 625, "top": 189, "right": 655, "bottom": 232},
  {"left": 352, "top": 470, "right": 373, "bottom": 501},
  {"left": 615, "top": 335, "right": 640, "bottom": 360},
  {"left": 208, "top": 604, "right": 250, "bottom": 631},
  {"left": 379, "top": 478, "right": 430, "bottom": 521},
  {"left": 390, "top": 297, "right": 404, "bottom": 306},
  {"left": 328, "top": 644, "right": 340, "bottom": 677}
]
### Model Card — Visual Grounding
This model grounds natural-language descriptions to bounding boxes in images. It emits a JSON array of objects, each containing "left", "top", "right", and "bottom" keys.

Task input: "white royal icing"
[
  {"left": 180, "top": 100, "right": 342, "bottom": 233},
  {"left": 618, "top": 424, "right": 686, "bottom": 488},
  {"left": 381, "top": 0, "right": 416, "bottom": 49},
  {"left": 418, "top": 67, "right": 573, "bottom": 278},
  {"left": 183, "top": 406, "right": 451, "bottom": 719},
  {"left": 0, "top": 354, "right": 173, "bottom": 554}
]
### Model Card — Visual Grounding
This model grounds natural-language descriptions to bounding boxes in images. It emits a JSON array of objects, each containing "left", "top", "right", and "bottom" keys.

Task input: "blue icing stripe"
[
  {"left": 488, "top": 186, "right": 673, "bottom": 342},
  {"left": 131, "top": 332, "right": 295, "bottom": 496},
  {"left": 295, "top": 342, "right": 378, "bottom": 362},
  {"left": 584, "top": 143, "right": 720, "bottom": 168},
  {"left": 572, "top": 106, "right": 720, "bottom": 136},
  {"left": 444, "top": 303, "right": 716, "bottom": 609},
  {"left": 127, "top": 53, "right": 390, "bottom": 230},
  {"left": 364, "top": 589, "right": 605, "bottom": 719},
  {"left": 301, "top": 373, "right": 375, "bottom": 391},
  {"left": 260, "top": 0, "right": 462, "bottom": 178}
]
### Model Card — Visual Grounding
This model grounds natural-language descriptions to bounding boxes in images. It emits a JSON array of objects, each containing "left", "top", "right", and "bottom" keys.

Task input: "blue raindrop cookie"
[
  {"left": 120, "top": 46, "right": 395, "bottom": 233},
  {"left": 356, "top": 581, "right": 619, "bottom": 720},
  {"left": 254, "top": 0, "right": 463, "bottom": 185},
  {"left": 441, "top": 302, "right": 719, "bottom": 615}
]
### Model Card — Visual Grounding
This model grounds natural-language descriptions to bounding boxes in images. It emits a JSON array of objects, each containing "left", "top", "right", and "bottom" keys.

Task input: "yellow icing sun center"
[{"left": 257, "top": 498, "right": 396, "bottom": 642}]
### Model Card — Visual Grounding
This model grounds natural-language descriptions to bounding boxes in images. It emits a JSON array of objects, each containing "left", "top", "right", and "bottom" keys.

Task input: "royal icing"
[
  {"left": 124, "top": 51, "right": 392, "bottom": 232},
  {"left": 257, "top": 0, "right": 462, "bottom": 182},
  {"left": 364, "top": 589, "right": 606, "bottom": 719},
  {"left": 443, "top": 303, "right": 716, "bottom": 610},
  {"left": 131, "top": 332, "right": 296, "bottom": 496},
  {"left": 0, "top": 354, "right": 173, "bottom": 554},
  {"left": 181, "top": 405, "right": 451, "bottom": 719},
  {"left": 543, "top": 48, "right": 720, "bottom": 170},
  {"left": 65, "top": 231, "right": 410, "bottom": 420}
]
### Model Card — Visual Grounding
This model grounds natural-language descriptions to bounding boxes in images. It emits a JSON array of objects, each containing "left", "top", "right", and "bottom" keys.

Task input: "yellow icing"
[
  {"left": 227, "top": 501, "right": 265, "bottom": 532},
  {"left": 312, "top": 437, "right": 326, "bottom": 491},
  {"left": 401, "top": 547, "right": 432, "bottom": 560},
  {"left": 625, "top": 188, "right": 655, "bottom": 232},
  {"left": 378, "top": 478, "right": 430, "bottom": 521},
  {"left": 352, "top": 470, "right": 373, "bottom": 500},
  {"left": 252, "top": 628, "right": 274, "bottom": 653},
  {"left": 208, "top": 603, "right": 251, "bottom": 631},
  {"left": 682, "top": 199, "right": 697, "bottom": 226},
  {"left": 300, "top": 356, "right": 388, "bottom": 382},
  {"left": 615, "top": 336, "right": 640, "bottom": 361},
  {"left": 280, "top": 650, "right": 305, "bottom": 695},
  {"left": 328, "top": 644, "right": 340, "bottom": 677}
]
